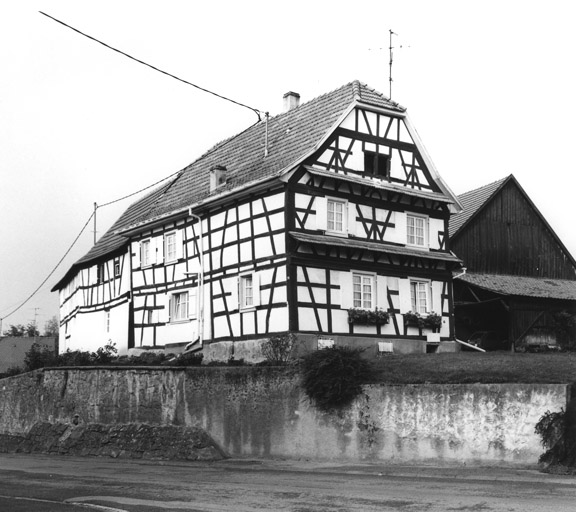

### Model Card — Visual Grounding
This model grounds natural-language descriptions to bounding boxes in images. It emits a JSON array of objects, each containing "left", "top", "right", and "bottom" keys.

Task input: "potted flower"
[
  {"left": 403, "top": 311, "right": 424, "bottom": 328},
  {"left": 348, "top": 308, "right": 390, "bottom": 326},
  {"left": 423, "top": 312, "right": 442, "bottom": 331}
]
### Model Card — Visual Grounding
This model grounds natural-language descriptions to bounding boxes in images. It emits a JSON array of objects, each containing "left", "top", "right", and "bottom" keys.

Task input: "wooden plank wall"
[{"left": 451, "top": 181, "right": 576, "bottom": 279}]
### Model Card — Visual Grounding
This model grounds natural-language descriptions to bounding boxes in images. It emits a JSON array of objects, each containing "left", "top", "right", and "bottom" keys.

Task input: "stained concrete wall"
[{"left": 0, "top": 367, "right": 568, "bottom": 465}]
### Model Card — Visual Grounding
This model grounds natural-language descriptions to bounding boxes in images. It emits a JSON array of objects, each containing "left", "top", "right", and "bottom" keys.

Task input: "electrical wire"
[
  {"left": 1, "top": 169, "right": 185, "bottom": 325},
  {"left": 1, "top": 211, "right": 95, "bottom": 323},
  {"left": 97, "top": 168, "right": 182, "bottom": 209},
  {"left": 39, "top": 11, "right": 264, "bottom": 121}
]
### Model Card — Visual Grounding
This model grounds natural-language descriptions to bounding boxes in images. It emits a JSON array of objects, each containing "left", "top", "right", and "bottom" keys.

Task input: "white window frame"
[
  {"left": 105, "top": 310, "right": 111, "bottom": 333},
  {"left": 410, "top": 280, "right": 430, "bottom": 315},
  {"left": 240, "top": 274, "right": 255, "bottom": 311},
  {"left": 164, "top": 232, "right": 177, "bottom": 263},
  {"left": 141, "top": 239, "right": 152, "bottom": 267},
  {"left": 327, "top": 198, "right": 347, "bottom": 235},
  {"left": 114, "top": 258, "right": 121, "bottom": 277},
  {"left": 406, "top": 214, "right": 428, "bottom": 248},
  {"left": 352, "top": 272, "right": 375, "bottom": 310},
  {"left": 170, "top": 291, "right": 189, "bottom": 323}
]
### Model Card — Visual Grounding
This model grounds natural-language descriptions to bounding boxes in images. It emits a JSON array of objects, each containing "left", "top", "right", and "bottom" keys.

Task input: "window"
[
  {"left": 165, "top": 232, "right": 177, "bottom": 262},
  {"left": 364, "top": 151, "right": 390, "bottom": 178},
  {"left": 170, "top": 292, "right": 189, "bottom": 322},
  {"left": 410, "top": 281, "right": 430, "bottom": 314},
  {"left": 240, "top": 275, "right": 254, "bottom": 309},
  {"left": 327, "top": 199, "right": 346, "bottom": 234},
  {"left": 114, "top": 258, "right": 121, "bottom": 277},
  {"left": 141, "top": 239, "right": 151, "bottom": 267},
  {"left": 407, "top": 215, "right": 427, "bottom": 247},
  {"left": 353, "top": 273, "right": 374, "bottom": 309},
  {"left": 105, "top": 310, "right": 110, "bottom": 333}
]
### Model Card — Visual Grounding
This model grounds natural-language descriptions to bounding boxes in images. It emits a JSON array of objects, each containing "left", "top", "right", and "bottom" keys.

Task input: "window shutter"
[
  {"left": 376, "top": 275, "right": 387, "bottom": 309},
  {"left": 229, "top": 277, "right": 239, "bottom": 311},
  {"left": 252, "top": 273, "right": 261, "bottom": 307},
  {"left": 429, "top": 283, "right": 434, "bottom": 313},
  {"left": 395, "top": 212, "right": 407, "bottom": 244},
  {"left": 175, "top": 229, "right": 184, "bottom": 260},
  {"left": 159, "top": 294, "right": 170, "bottom": 323},
  {"left": 398, "top": 279, "right": 412, "bottom": 313},
  {"left": 347, "top": 202, "right": 357, "bottom": 236},
  {"left": 189, "top": 288, "right": 197, "bottom": 319},
  {"left": 155, "top": 237, "right": 163, "bottom": 264},
  {"left": 339, "top": 272, "right": 353, "bottom": 309},
  {"left": 133, "top": 242, "right": 141, "bottom": 269},
  {"left": 315, "top": 196, "right": 327, "bottom": 231}
]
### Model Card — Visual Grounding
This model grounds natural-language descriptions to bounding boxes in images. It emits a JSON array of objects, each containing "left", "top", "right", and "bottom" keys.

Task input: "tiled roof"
[
  {"left": 456, "top": 272, "right": 576, "bottom": 300},
  {"left": 51, "top": 181, "right": 178, "bottom": 291},
  {"left": 290, "top": 232, "right": 462, "bottom": 263},
  {"left": 448, "top": 176, "right": 511, "bottom": 238},
  {"left": 52, "top": 81, "right": 410, "bottom": 289},
  {"left": 130, "top": 81, "right": 405, "bottom": 225}
]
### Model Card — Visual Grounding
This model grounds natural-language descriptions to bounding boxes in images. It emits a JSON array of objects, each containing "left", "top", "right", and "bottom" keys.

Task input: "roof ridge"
[{"left": 457, "top": 174, "right": 512, "bottom": 198}]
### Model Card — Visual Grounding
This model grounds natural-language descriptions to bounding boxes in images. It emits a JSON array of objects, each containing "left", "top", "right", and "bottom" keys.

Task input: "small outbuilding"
[{"left": 449, "top": 175, "right": 576, "bottom": 350}]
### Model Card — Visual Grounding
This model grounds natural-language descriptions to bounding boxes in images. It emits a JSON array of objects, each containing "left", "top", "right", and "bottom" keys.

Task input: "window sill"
[
  {"left": 240, "top": 307, "right": 256, "bottom": 314},
  {"left": 325, "top": 230, "right": 349, "bottom": 238},
  {"left": 406, "top": 244, "right": 430, "bottom": 251}
]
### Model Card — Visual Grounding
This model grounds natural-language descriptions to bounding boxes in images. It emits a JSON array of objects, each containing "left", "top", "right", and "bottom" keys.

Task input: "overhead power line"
[
  {"left": 1, "top": 211, "right": 95, "bottom": 323},
  {"left": 39, "top": 11, "right": 265, "bottom": 121},
  {"left": 1, "top": 170, "right": 181, "bottom": 325}
]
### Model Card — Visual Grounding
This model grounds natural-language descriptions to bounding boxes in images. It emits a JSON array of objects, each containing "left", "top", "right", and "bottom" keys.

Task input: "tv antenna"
[{"left": 389, "top": 29, "right": 396, "bottom": 99}]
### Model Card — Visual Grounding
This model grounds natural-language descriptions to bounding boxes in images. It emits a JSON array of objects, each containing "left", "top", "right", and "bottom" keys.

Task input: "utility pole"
[
  {"left": 93, "top": 202, "right": 98, "bottom": 244},
  {"left": 33, "top": 308, "right": 40, "bottom": 334}
]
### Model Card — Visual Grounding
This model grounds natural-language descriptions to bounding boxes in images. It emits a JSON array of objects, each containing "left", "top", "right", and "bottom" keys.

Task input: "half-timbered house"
[
  {"left": 53, "top": 81, "right": 463, "bottom": 359},
  {"left": 449, "top": 174, "right": 576, "bottom": 350}
]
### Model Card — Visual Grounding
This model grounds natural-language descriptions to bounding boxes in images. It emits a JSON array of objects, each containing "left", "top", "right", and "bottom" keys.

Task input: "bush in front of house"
[
  {"left": 299, "top": 345, "right": 374, "bottom": 412},
  {"left": 260, "top": 333, "right": 297, "bottom": 365}
]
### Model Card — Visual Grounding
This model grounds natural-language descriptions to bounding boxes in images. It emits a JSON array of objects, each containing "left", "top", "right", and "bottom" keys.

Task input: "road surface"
[{"left": 0, "top": 454, "right": 575, "bottom": 511}]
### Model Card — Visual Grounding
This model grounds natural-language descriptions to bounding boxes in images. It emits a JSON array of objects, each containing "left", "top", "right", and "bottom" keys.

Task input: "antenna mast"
[{"left": 389, "top": 29, "right": 396, "bottom": 99}]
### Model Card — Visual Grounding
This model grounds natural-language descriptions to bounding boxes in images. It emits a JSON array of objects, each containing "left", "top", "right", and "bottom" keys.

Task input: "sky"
[{"left": 1, "top": 0, "right": 575, "bottom": 332}]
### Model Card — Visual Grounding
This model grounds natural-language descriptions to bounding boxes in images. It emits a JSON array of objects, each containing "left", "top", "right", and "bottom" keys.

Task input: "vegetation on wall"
[{"left": 299, "top": 346, "right": 373, "bottom": 412}]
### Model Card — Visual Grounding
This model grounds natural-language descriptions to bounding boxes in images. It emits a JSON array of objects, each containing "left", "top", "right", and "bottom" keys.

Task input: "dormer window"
[
  {"left": 364, "top": 151, "right": 390, "bottom": 178},
  {"left": 210, "top": 165, "right": 227, "bottom": 192}
]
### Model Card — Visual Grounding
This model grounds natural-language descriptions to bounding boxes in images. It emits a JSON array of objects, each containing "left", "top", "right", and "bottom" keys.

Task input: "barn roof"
[
  {"left": 448, "top": 176, "right": 510, "bottom": 238},
  {"left": 456, "top": 272, "right": 576, "bottom": 301}
]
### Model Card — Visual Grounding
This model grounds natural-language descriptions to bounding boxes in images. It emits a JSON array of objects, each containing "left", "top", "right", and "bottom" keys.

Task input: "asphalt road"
[{"left": 1, "top": 454, "right": 575, "bottom": 511}]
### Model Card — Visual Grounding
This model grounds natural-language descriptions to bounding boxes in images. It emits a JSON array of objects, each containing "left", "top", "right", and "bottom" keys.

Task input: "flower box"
[{"left": 347, "top": 308, "right": 390, "bottom": 326}]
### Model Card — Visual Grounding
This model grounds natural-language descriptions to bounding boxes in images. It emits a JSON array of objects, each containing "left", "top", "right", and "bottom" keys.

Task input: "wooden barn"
[
  {"left": 52, "top": 81, "right": 463, "bottom": 360},
  {"left": 449, "top": 175, "right": 576, "bottom": 350}
]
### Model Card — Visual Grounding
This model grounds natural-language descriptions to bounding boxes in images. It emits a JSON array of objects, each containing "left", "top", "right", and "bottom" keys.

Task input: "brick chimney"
[{"left": 283, "top": 91, "right": 300, "bottom": 112}]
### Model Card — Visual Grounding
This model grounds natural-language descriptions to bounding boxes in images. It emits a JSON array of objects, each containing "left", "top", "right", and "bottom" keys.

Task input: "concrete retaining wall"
[{"left": 0, "top": 368, "right": 568, "bottom": 465}]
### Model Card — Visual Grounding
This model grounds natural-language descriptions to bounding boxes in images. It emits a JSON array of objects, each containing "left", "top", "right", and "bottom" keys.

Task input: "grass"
[{"left": 368, "top": 352, "right": 576, "bottom": 385}]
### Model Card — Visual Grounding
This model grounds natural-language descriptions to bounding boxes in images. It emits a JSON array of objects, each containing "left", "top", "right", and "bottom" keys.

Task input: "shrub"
[
  {"left": 24, "top": 343, "right": 58, "bottom": 371},
  {"left": 261, "top": 333, "right": 297, "bottom": 365},
  {"left": 172, "top": 352, "right": 204, "bottom": 366},
  {"left": 56, "top": 349, "right": 94, "bottom": 367},
  {"left": 535, "top": 408, "right": 567, "bottom": 466},
  {"left": 299, "top": 346, "right": 374, "bottom": 412},
  {"left": 536, "top": 409, "right": 566, "bottom": 451},
  {"left": 92, "top": 343, "right": 118, "bottom": 364}
]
